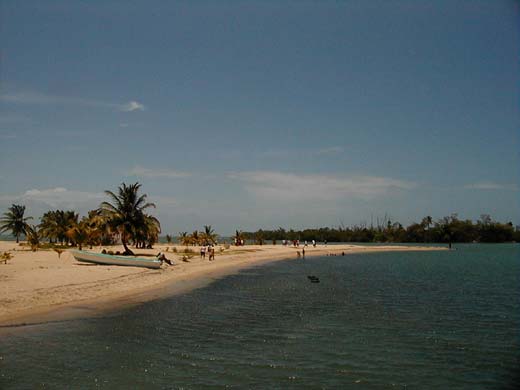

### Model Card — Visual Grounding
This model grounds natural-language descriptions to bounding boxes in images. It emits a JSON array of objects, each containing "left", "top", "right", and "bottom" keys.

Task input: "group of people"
[
  {"left": 282, "top": 239, "right": 318, "bottom": 247},
  {"left": 200, "top": 245, "right": 216, "bottom": 261}
]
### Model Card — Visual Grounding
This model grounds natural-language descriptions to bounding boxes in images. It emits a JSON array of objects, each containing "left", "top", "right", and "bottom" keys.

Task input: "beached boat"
[{"left": 71, "top": 250, "right": 162, "bottom": 269}]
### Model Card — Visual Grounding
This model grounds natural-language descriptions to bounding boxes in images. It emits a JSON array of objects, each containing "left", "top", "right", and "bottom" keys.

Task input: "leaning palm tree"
[
  {"left": 99, "top": 182, "right": 155, "bottom": 255},
  {"left": 0, "top": 204, "right": 32, "bottom": 243}
]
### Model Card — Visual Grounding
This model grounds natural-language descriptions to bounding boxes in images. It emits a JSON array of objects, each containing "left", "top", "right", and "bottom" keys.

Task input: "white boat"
[{"left": 71, "top": 250, "right": 162, "bottom": 269}]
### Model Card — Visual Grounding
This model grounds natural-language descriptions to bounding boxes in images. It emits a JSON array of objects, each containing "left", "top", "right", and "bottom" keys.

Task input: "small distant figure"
[
  {"left": 200, "top": 246, "right": 206, "bottom": 259},
  {"left": 296, "top": 251, "right": 301, "bottom": 259},
  {"left": 302, "top": 247, "right": 305, "bottom": 258},
  {"left": 342, "top": 251, "right": 345, "bottom": 256},
  {"left": 101, "top": 249, "right": 107, "bottom": 254},
  {"left": 312, "top": 239, "right": 316, "bottom": 247},
  {"left": 304, "top": 240, "right": 308, "bottom": 247},
  {"left": 209, "top": 246, "right": 215, "bottom": 261}
]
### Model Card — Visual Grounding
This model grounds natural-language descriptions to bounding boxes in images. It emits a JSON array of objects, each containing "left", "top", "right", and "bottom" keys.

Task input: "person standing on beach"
[{"left": 200, "top": 246, "right": 206, "bottom": 259}]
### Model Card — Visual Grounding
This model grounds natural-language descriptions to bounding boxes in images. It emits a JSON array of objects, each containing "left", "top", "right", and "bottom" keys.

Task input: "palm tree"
[
  {"left": 201, "top": 225, "right": 217, "bottom": 245},
  {"left": 0, "top": 204, "right": 32, "bottom": 243},
  {"left": 134, "top": 214, "right": 161, "bottom": 248},
  {"left": 99, "top": 182, "right": 156, "bottom": 255},
  {"left": 421, "top": 215, "right": 433, "bottom": 242},
  {"left": 179, "top": 232, "right": 190, "bottom": 246},
  {"left": 234, "top": 229, "right": 244, "bottom": 246},
  {"left": 25, "top": 225, "right": 40, "bottom": 251},
  {"left": 190, "top": 230, "right": 200, "bottom": 246},
  {"left": 66, "top": 221, "right": 89, "bottom": 250},
  {"left": 83, "top": 209, "right": 114, "bottom": 246},
  {"left": 39, "top": 210, "right": 78, "bottom": 245}
]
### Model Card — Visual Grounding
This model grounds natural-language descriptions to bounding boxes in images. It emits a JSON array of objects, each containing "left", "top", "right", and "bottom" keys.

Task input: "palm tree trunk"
[{"left": 122, "top": 238, "right": 134, "bottom": 255}]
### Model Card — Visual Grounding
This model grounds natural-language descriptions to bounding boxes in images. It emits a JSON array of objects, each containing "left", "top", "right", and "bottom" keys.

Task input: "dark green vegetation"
[
  {"left": 0, "top": 204, "right": 32, "bottom": 243},
  {"left": 100, "top": 182, "right": 159, "bottom": 255},
  {"left": 0, "top": 183, "right": 161, "bottom": 253},
  {"left": 177, "top": 225, "right": 218, "bottom": 246},
  {"left": 243, "top": 215, "right": 520, "bottom": 244}
]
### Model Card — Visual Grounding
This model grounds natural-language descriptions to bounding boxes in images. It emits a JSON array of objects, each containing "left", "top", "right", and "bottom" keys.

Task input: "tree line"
[
  {"left": 0, "top": 183, "right": 160, "bottom": 255},
  {"left": 241, "top": 215, "right": 520, "bottom": 244}
]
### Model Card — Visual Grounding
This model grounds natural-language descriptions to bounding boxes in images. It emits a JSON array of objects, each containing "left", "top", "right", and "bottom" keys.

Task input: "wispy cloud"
[
  {"left": 229, "top": 171, "right": 415, "bottom": 201},
  {"left": 0, "top": 187, "right": 104, "bottom": 209},
  {"left": 263, "top": 145, "right": 345, "bottom": 159},
  {"left": 120, "top": 101, "right": 145, "bottom": 112},
  {"left": 128, "top": 165, "right": 191, "bottom": 178},
  {"left": 463, "top": 182, "right": 518, "bottom": 191},
  {"left": 314, "top": 146, "right": 344, "bottom": 155},
  {"left": 0, "top": 91, "right": 145, "bottom": 113}
]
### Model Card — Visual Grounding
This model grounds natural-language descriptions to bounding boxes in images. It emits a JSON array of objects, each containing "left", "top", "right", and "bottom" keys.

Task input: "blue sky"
[{"left": 1, "top": 0, "right": 519, "bottom": 234}]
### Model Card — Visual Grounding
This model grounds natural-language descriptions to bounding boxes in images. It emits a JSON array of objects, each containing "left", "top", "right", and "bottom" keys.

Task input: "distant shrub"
[
  {"left": 1, "top": 251, "right": 13, "bottom": 264},
  {"left": 184, "top": 247, "right": 194, "bottom": 254},
  {"left": 172, "top": 247, "right": 178, "bottom": 253}
]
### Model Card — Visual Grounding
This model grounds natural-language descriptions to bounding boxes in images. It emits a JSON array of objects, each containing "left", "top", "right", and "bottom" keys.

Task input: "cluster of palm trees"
[
  {"left": 0, "top": 183, "right": 161, "bottom": 255},
  {"left": 178, "top": 225, "right": 218, "bottom": 246}
]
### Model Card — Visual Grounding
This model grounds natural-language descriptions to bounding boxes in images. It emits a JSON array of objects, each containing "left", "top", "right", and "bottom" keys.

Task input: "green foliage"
[
  {"left": 242, "top": 214, "right": 518, "bottom": 244},
  {"left": 0, "top": 204, "right": 32, "bottom": 243},
  {"left": 39, "top": 210, "right": 78, "bottom": 245},
  {"left": 99, "top": 182, "right": 158, "bottom": 254},
  {"left": 25, "top": 225, "right": 40, "bottom": 251}
]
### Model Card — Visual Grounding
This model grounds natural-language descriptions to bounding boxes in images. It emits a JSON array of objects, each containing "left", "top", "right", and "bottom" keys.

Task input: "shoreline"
[{"left": 0, "top": 241, "right": 446, "bottom": 328}]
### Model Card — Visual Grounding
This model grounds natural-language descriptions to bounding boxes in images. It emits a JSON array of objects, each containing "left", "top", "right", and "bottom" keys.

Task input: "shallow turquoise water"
[{"left": 1, "top": 244, "right": 519, "bottom": 389}]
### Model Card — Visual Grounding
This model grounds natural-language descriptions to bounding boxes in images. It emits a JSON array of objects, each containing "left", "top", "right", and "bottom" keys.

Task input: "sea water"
[{"left": 1, "top": 244, "right": 518, "bottom": 389}]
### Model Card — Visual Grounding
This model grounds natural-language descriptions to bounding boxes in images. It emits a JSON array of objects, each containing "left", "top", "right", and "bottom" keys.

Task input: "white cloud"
[
  {"left": 120, "top": 101, "right": 145, "bottom": 112},
  {"left": 464, "top": 182, "right": 518, "bottom": 190},
  {"left": 0, "top": 187, "right": 105, "bottom": 214},
  {"left": 314, "top": 146, "right": 344, "bottom": 155},
  {"left": 0, "top": 90, "right": 145, "bottom": 113},
  {"left": 128, "top": 166, "right": 191, "bottom": 178},
  {"left": 0, "top": 133, "right": 17, "bottom": 139},
  {"left": 229, "top": 171, "right": 415, "bottom": 201}
]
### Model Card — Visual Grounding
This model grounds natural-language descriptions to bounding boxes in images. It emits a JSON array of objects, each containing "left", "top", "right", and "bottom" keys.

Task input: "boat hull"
[{"left": 71, "top": 250, "right": 162, "bottom": 269}]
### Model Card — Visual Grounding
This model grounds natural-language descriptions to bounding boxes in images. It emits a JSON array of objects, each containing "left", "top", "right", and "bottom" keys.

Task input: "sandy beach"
[{"left": 0, "top": 241, "right": 444, "bottom": 326}]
